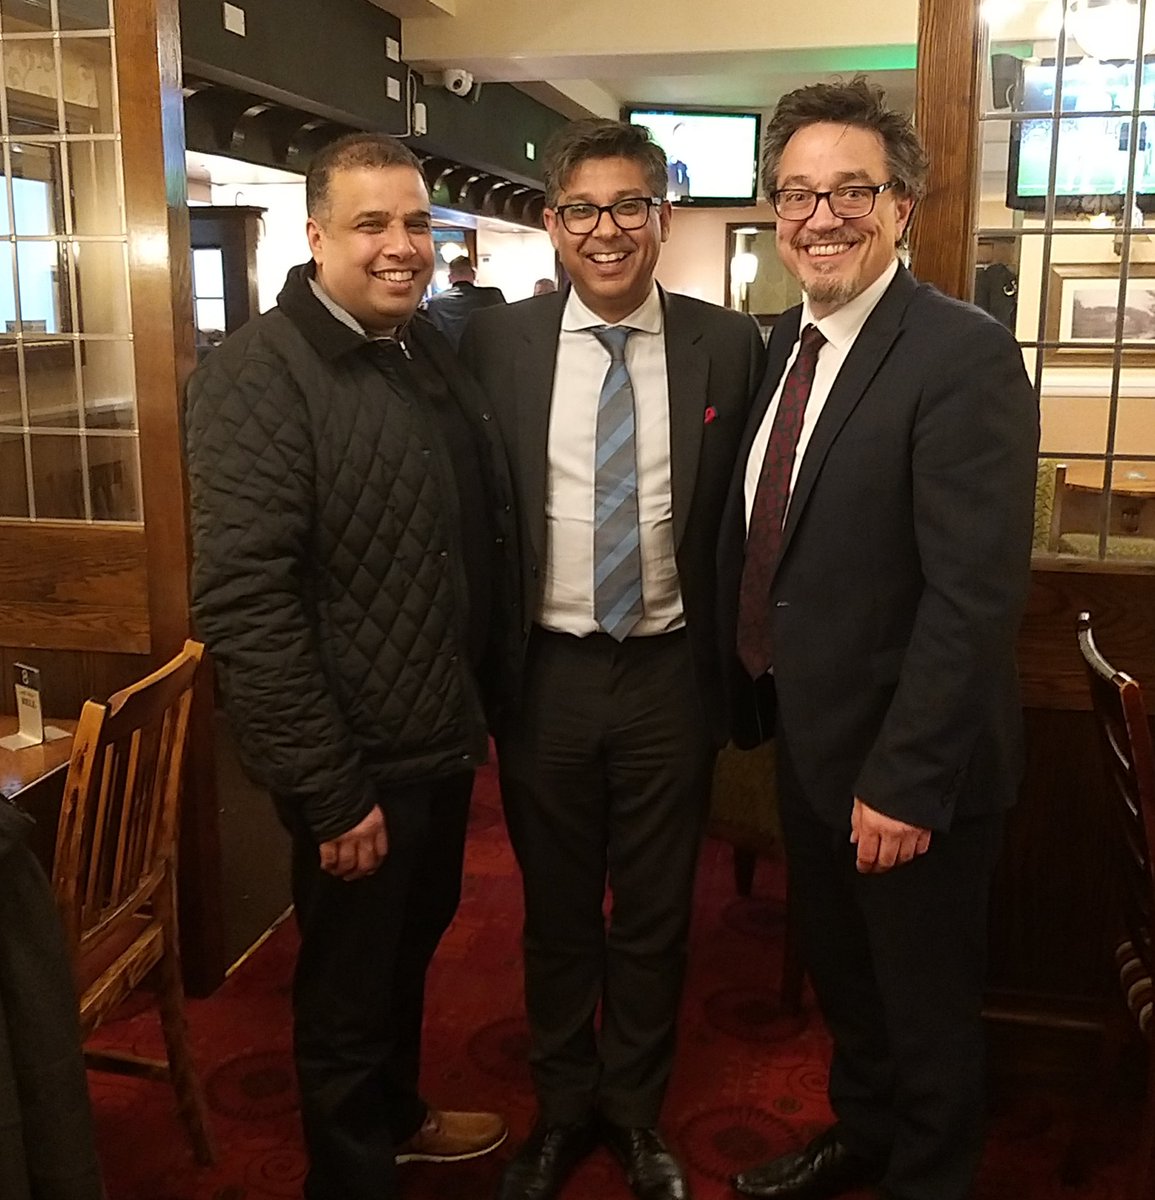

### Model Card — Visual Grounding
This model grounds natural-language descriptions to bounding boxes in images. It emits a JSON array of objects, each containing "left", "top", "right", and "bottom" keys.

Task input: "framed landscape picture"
[{"left": 1045, "top": 261, "right": 1155, "bottom": 366}]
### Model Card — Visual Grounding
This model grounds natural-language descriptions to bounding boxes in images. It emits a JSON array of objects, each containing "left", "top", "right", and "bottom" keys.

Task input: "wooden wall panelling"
[
  {"left": 0, "top": 648, "right": 146, "bottom": 719},
  {"left": 911, "top": 0, "right": 980, "bottom": 299},
  {"left": 116, "top": 0, "right": 225, "bottom": 994},
  {"left": 1019, "top": 562, "right": 1155, "bottom": 711},
  {"left": 0, "top": 521, "right": 149, "bottom": 653}
]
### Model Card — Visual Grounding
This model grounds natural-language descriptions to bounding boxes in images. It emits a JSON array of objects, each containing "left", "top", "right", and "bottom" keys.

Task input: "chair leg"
[
  {"left": 1130, "top": 1038, "right": 1155, "bottom": 1200},
  {"left": 155, "top": 877, "right": 216, "bottom": 1166},
  {"left": 733, "top": 848, "right": 756, "bottom": 897},
  {"left": 1060, "top": 999, "right": 1131, "bottom": 1188},
  {"left": 780, "top": 868, "right": 806, "bottom": 1015}
]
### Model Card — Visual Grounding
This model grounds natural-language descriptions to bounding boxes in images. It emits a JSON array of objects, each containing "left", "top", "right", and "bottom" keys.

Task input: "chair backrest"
[
  {"left": 1034, "top": 458, "right": 1067, "bottom": 553},
  {"left": 1077, "top": 612, "right": 1155, "bottom": 982},
  {"left": 52, "top": 640, "right": 204, "bottom": 959}
]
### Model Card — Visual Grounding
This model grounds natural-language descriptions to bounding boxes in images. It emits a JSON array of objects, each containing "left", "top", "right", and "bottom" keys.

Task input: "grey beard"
[{"left": 804, "top": 275, "right": 860, "bottom": 309}]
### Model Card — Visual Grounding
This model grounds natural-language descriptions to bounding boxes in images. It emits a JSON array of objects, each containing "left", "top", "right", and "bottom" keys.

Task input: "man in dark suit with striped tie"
[
  {"left": 461, "top": 119, "right": 764, "bottom": 1200},
  {"left": 717, "top": 80, "right": 1038, "bottom": 1200}
]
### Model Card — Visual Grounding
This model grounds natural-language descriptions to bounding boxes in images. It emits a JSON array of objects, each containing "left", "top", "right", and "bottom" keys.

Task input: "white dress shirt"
[
  {"left": 539, "top": 285, "right": 685, "bottom": 636},
  {"left": 744, "top": 258, "right": 899, "bottom": 529}
]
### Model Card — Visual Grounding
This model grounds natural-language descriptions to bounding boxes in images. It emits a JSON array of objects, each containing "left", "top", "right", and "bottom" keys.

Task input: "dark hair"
[
  {"left": 762, "top": 77, "right": 928, "bottom": 204},
  {"left": 306, "top": 132, "right": 424, "bottom": 219},
  {"left": 448, "top": 258, "right": 475, "bottom": 280},
  {"left": 542, "top": 118, "right": 667, "bottom": 207}
]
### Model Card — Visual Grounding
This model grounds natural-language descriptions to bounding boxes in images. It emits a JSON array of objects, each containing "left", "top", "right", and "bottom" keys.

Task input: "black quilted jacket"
[{"left": 185, "top": 263, "right": 517, "bottom": 841}]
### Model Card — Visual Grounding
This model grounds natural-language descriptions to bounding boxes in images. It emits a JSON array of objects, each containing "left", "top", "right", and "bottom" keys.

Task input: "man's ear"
[
  {"left": 895, "top": 194, "right": 915, "bottom": 245},
  {"left": 306, "top": 216, "right": 324, "bottom": 262},
  {"left": 543, "top": 207, "right": 562, "bottom": 250}
]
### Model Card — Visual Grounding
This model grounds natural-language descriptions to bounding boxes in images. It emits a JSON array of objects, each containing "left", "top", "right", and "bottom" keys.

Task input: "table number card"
[
  {"left": 0, "top": 663, "right": 70, "bottom": 751},
  {"left": 14, "top": 663, "right": 43, "bottom": 743}
]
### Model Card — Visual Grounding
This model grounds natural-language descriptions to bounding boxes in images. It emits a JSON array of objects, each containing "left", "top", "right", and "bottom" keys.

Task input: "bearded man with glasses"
[
  {"left": 717, "top": 79, "right": 1039, "bottom": 1200},
  {"left": 461, "top": 119, "right": 764, "bottom": 1200}
]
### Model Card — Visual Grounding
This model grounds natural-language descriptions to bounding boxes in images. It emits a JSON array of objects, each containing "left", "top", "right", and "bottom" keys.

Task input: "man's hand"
[
  {"left": 319, "top": 805, "right": 388, "bottom": 881},
  {"left": 850, "top": 797, "right": 932, "bottom": 874}
]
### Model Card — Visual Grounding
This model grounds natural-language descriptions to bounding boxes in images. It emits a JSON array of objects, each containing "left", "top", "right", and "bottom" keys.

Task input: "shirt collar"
[
  {"left": 561, "top": 283, "right": 663, "bottom": 334},
  {"left": 801, "top": 257, "right": 899, "bottom": 351},
  {"left": 308, "top": 275, "right": 407, "bottom": 349}
]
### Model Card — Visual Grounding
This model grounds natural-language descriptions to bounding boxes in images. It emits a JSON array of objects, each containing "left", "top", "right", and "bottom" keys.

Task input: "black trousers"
[
  {"left": 776, "top": 738, "right": 1003, "bottom": 1200},
  {"left": 287, "top": 773, "right": 472, "bottom": 1200},
  {"left": 497, "top": 627, "right": 716, "bottom": 1128}
]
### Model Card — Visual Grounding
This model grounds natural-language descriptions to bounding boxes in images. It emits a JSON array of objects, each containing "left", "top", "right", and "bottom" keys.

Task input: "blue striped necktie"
[{"left": 591, "top": 325, "right": 643, "bottom": 641}]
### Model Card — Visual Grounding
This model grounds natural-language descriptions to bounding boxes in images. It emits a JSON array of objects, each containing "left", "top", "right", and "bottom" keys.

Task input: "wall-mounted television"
[
  {"left": 1007, "top": 56, "right": 1155, "bottom": 214},
  {"left": 624, "top": 107, "right": 761, "bottom": 207}
]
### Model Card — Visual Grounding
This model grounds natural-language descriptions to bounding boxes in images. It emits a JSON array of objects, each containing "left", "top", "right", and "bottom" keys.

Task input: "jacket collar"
[{"left": 277, "top": 261, "right": 413, "bottom": 362}]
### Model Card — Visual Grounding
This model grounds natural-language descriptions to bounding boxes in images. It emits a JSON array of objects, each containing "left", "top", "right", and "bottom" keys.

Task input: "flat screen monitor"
[
  {"left": 1008, "top": 57, "right": 1155, "bottom": 213},
  {"left": 624, "top": 107, "right": 761, "bottom": 207}
]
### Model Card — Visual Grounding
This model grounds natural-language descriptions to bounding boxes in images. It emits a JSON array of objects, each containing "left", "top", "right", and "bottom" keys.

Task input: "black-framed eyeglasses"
[
  {"left": 771, "top": 181, "right": 898, "bottom": 221},
  {"left": 553, "top": 196, "right": 663, "bottom": 235}
]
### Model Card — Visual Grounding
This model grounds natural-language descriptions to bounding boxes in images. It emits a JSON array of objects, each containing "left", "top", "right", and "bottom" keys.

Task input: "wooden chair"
[
  {"left": 1075, "top": 612, "right": 1155, "bottom": 1198},
  {"left": 52, "top": 639, "right": 214, "bottom": 1165},
  {"left": 708, "top": 740, "right": 805, "bottom": 1013},
  {"left": 1033, "top": 458, "right": 1067, "bottom": 554}
]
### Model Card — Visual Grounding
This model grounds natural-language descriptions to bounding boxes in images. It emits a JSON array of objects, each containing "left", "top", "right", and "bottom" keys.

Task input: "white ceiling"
[{"left": 591, "top": 66, "right": 917, "bottom": 114}]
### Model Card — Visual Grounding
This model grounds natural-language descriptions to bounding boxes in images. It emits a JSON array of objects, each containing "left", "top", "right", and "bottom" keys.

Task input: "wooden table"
[
  {"left": 1063, "top": 461, "right": 1155, "bottom": 496},
  {"left": 1060, "top": 462, "right": 1155, "bottom": 536},
  {"left": 0, "top": 715, "right": 76, "bottom": 869}
]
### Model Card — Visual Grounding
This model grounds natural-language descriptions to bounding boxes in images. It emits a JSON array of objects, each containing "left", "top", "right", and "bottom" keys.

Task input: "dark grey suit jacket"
[
  {"left": 718, "top": 265, "right": 1039, "bottom": 831},
  {"left": 461, "top": 287, "right": 765, "bottom": 746}
]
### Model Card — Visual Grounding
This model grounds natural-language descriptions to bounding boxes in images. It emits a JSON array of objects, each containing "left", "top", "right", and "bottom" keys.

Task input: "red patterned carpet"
[{"left": 89, "top": 761, "right": 1137, "bottom": 1198}]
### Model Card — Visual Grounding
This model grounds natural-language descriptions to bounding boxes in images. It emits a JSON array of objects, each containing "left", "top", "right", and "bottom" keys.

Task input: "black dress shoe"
[
  {"left": 496, "top": 1121, "right": 598, "bottom": 1200},
  {"left": 731, "top": 1126, "right": 884, "bottom": 1199},
  {"left": 601, "top": 1123, "right": 691, "bottom": 1200}
]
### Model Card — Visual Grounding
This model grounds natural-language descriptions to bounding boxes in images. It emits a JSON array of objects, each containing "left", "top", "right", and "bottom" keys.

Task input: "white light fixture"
[
  {"left": 1068, "top": 0, "right": 1154, "bottom": 61},
  {"left": 439, "top": 242, "right": 467, "bottom": 264},
  {"left": 731, "top": 251, "right": 759, "bottom": 285},
  {"left": 981, "top": 0, "right": 1026, "bottom": 32}
]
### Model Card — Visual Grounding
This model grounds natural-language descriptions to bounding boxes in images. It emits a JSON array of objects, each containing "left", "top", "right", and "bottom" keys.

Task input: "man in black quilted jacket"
[{"left": 184, "top": 132, "right": 515, "bottom": 1200}]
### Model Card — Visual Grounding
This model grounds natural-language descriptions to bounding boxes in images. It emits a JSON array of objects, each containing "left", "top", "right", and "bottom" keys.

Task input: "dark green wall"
[
  {"left": 178, "top": 0, "right": 566, "bottom": 186},
  {"left": 413, "top": 81, "right": 565, "bottom": 189},
  {"left": 179, "top": 0, "right": 406, "bottom": 131}
]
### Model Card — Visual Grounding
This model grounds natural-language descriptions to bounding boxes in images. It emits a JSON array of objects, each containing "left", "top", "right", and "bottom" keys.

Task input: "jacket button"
[
  {"left": 503, "top": 503, "right": 512, "bottom": 513},
  {"left": 439, "top": 549, "right": 448, "bottom": 558},
  {"left": 495, "top": 536, "right": 504, "bottom": 546},
  {"left": 775, "top": 600, "right": 790, "bottom": 608},
  {"left": 482, "top": 411, "right": 492, "bottom": 421},
  {"left": 531, "top": 565, "right": 539, "bottom": 578},
  {"left": 421, "top": 448, "right": 431, "bottom": 457}
]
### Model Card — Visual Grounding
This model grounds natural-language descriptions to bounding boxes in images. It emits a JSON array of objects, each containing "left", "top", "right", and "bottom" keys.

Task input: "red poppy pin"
[{"left": 704, "top": 405, "right": 718, "bottom": 425}]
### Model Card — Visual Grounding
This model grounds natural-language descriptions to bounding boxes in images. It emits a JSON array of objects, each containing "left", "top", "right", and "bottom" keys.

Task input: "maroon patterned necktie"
[{"left": 737, "top": 323, "right": 827, "bottom": 678}]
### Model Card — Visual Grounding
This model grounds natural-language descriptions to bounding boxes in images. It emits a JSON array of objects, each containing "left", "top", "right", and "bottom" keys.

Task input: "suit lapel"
[
  {"left": 515, "top": 294, "right": 565, "bottom": 564},
  {"left": 663, "top": 292, "right": 708, "bottom": 547},
  {"left": 777, "top": 266, "right": 919, "bottom": 562}
]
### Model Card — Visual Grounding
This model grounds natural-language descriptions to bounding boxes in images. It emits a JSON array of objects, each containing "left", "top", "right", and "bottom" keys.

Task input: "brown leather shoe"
[{"left": 395, "top": 1108, "right": 508, "bottom": 1164}]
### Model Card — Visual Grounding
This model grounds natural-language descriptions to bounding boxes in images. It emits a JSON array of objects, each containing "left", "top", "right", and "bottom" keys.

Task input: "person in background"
[
  {"left": 462, "top": 117, "right": 764, "bottom": 1200},
  {"left": 423, "top": 256, "right": 506, "bottom": 348},
  {"left": 533, "top": 277, "right": 558, "bottom": 296},
  {"left": 718, "top": 79, "right": 1038, "bottom": 1200},
  {"left": 184, "top": 131, "right": 514, "bottom": 1200},
  {"left": 665, "top": 122, "right": 691, "bottom": 201}
]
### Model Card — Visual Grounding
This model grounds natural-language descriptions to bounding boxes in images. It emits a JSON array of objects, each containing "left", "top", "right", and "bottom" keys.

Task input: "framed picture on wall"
[
  {"left": 1044, "top": 261, "right": 1155, "bottom": 366},
  {"left": 724, "top": 222, "right": 802, "bottom": 332}
]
